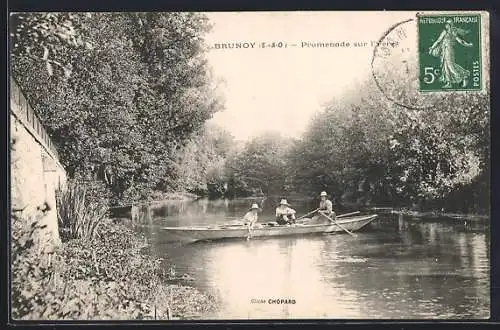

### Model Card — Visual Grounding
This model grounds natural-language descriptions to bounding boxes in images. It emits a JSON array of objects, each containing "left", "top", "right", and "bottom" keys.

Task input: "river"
[{"left": 131, "top": 198, "right": 490, "bottom": 319}]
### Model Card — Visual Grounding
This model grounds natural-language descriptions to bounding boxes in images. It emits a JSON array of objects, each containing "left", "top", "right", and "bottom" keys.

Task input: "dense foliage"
[
  {"left": 220, "top": 77, "right": 489, "bottom": 213},
  {"left": 11, "top": 211, "right": 218, "bottom": 320},
  {"left": 176, "top": 123, "right": 235, "bottom": 198},
  {"left": 11, "top": 12, "right": 224, "bottom": 205},
  {"left": 293, "top": 74, "right": 489, "bottom": 212},
  {"left": 225, "top": 132, "right": 295, "bottom": 197}
]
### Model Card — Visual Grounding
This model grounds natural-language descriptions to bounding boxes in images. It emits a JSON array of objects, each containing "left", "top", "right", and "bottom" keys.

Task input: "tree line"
[
  {"left": 198, "top": 74, "right": 489, "bottom": 214},
  {"left": 217, "top": 75, "right": 489, "bottom": 213},
  {"left": 11, "top": 13, "right": 489, "bottom": 213}
]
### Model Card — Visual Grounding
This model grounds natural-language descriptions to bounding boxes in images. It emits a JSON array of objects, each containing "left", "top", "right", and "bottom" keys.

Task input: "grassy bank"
[{"left": 11, "top": 210, "right": 219, "bottom": 320}]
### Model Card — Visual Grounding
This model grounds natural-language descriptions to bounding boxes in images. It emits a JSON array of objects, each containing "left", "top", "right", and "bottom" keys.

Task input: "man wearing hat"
[
  {"left": 243, "top": 203, "right": 262, "bottom": 237},
  {"left": 275, "top": 199, "right": 296, "bottom": 225},
  {"left": 311, "top": 191, "right": 335, "bottom": 224}
]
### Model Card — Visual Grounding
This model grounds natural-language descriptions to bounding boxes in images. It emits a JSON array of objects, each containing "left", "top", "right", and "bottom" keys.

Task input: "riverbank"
[
  {"left": 110, "top": 192, "right": 201, "bottom": 219},
  {"left": 368, "top": 207, "right": 489, "bottom": 222},
  {"left": 112, "top": 191, "right": 200, "bottom": 209},
  {"left": 11, "top": 211, "right": 219, "bottom": 320},
  {"left": 150, "top": 191, "right": 201, "bottom": 201}
]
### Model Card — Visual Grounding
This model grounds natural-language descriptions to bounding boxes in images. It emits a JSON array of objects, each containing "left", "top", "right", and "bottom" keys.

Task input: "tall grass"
[{"left": 56, "top": 179, "right": 109, "bottom": 241}]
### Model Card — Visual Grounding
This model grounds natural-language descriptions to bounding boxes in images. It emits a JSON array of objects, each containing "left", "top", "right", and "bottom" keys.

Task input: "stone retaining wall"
[{"left": 10, "top": 78, "right": 67, "bottom": 247}]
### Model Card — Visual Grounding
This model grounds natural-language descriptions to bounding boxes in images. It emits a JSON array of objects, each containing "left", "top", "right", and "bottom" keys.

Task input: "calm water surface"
[{"left": 133, "top": 198, "right": 490, "bottom": 319}]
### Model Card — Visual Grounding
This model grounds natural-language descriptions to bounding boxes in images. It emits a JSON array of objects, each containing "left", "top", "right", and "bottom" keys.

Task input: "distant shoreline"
[
  {"left": 109, "top": 192, "right": 200, "bottom": 210},
  {"left": 110, "top": 194, "right": 489, "bottom": 222},
  {"left": 368, "top": 207, "right": 489, "bottom": 222}
]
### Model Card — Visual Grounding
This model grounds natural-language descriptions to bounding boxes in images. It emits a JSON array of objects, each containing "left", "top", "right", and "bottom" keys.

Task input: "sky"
[{"left": 203, "top": 11, "right": 417, "bottom": 141}]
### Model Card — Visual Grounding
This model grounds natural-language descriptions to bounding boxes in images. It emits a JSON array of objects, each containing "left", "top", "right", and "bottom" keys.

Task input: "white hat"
[
  {"left": 320, "top": 191, "right": 328, "bottom": 197},
  {"left": 249, "top": 203, "right": 262, "bottom": 211},
  {"left": 278, "top": 199, "right": 291, "bottom": 206}
]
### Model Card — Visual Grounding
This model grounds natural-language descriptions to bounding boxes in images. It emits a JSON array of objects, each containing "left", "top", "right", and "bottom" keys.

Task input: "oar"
[
  {"left": 336, "top": 211, "right": 360, "bottom": 219},
  {"left": 295, "top": 208, "right": 319, "bottom": 221},
  {"left": 319, "top": 210, "right": 358, "bottom": 237},
  {"left": 296, "top": 210, "right": 359, "bottom": 224}
]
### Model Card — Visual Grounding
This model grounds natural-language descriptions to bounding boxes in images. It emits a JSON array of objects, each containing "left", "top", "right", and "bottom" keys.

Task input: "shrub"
[
  {"left": 12, "top": 212, "right": 161, "bottom": 320},
  {"left": 11, "top": 211, "right": 54, "bottom": 319},
  {"left": 56, "top": 179, "right": 110, "bottom": 241},
  {"left": 11, "top": 210, "right": 218, "bottom": 320}
]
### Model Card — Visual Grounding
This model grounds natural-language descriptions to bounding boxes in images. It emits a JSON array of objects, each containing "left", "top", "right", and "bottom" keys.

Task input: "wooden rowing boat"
[{"left": 160, "top": 214, "right": 378, "bottom": 242}]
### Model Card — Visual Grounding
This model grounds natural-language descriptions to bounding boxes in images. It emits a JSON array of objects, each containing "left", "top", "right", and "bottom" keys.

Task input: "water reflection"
[{"left": 134, "top": 199, "right": 490, "bottom": 319}]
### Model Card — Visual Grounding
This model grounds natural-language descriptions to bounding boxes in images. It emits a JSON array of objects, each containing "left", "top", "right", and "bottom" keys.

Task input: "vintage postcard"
[{"left": 9, "top": 11, "right": 490, "bottom": 321}]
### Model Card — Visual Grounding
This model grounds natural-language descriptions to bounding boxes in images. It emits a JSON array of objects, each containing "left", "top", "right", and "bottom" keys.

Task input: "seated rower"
[
  {"left": 243, "top": 203, "right": 262, "bottom": 228},
  {"left": 310, "top": 191, "right": 336, "bottom": 224},
  {"left": 275, "top": 199, "right": 296, "bottom": 226},
  {"left": 243, "top": 203, "right": 262, "bottom": 238}
]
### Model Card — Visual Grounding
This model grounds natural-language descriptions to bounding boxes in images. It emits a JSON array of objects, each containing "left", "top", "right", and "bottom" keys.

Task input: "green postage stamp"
[{"left": 418, "top": 14, "right": 481, "bottom": 91}]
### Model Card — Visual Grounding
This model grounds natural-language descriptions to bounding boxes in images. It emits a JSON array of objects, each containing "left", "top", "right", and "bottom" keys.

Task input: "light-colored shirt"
[
  {"left": 319, "top": 199, "right": 333, "bottom": 215},
  {"left": 243, "top": 211, "right": 259, "bottom": 224},
  {"left": 275, "top": 206, "right": 296, "bottom": 218}
]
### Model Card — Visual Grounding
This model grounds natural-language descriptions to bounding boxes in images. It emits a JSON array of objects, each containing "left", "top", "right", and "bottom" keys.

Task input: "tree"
[
  {"left": 226, "top": 132, "right": 293, "bottom": 197},
  {"left": 387, "top": 91, "right": 489, "bottom": 210},
  {"left": 11, "top": 12, "right": 224, "bottom": 204},
  {"left": 288, "top": 65, "right": 489, "bottom": 211},
  {"left": 288, "top": 78, "right": 396, "bottom": 205},
  {"left": 176, "top": 123, "right": 235, "bottom": 197},
  {"left": 10, "top": 13, "right": 91, "bottom": 77}
]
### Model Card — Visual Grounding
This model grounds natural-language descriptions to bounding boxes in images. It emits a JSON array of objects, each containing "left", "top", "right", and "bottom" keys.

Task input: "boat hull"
[
  {"left": 327, "top": 214, "right": 378, "bottom": 232},
  {"left": 161, "top": 214, "right": 378, "bottom": 242}
]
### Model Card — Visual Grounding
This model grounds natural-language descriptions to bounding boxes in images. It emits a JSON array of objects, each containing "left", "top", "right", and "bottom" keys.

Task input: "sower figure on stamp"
[
  {"left": 428, "top": 19, "right": 473, "bottom": 88},
  {"left": 275, "top": 199, "right": 296, "bottom": 226},
  {"left": 310, "top": 191, "right": 336, "bottom": 224}
]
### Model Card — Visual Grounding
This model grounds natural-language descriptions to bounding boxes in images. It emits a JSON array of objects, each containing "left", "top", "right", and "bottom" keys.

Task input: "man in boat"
[
  {"left": 275, "top": 199, "right": 296, "bottom": 226},
  {"left": 243, "top": 203, "right": 262, "bottom": 239},
  {"left": 243, "top": 203, "right": 261, "bottom": 228},
  {"left": 310, "top": 191, "right": 336, "bottom": 224}
]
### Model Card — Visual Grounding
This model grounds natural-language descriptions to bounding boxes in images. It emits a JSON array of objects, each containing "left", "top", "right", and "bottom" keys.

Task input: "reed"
[{"left": 56, "top": 179, "right": 109, "bottom": 241}]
